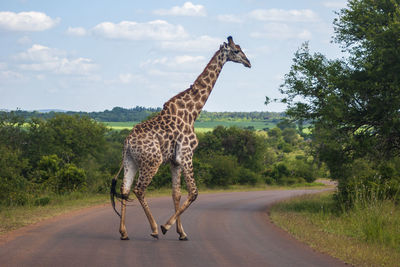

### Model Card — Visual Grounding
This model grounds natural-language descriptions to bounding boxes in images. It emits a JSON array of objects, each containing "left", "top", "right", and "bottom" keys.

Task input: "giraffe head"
[{"left": 221, "top": 36, "right": 251, "bottom": 68}]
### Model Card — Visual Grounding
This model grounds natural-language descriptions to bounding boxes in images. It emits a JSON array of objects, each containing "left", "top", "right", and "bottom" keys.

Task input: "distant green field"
[
  {"left": 196, "top": 120, "right": 274, "bottom": 130},
  {"left": 104, "top": 121, "right": 140, "bottom": 130},
  {"left": 103, "top": 120, "right": 275, "bottom": 132}
]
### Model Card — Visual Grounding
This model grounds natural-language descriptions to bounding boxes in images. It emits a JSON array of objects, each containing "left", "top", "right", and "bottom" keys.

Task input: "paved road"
[{"left": 0, "top": 190, "right": 346, "bottom": 267}]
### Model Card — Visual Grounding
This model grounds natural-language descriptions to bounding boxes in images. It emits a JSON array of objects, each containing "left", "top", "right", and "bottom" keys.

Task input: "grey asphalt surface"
[{"left": 0, "top": 189, "right": 346, "bottom": 267}]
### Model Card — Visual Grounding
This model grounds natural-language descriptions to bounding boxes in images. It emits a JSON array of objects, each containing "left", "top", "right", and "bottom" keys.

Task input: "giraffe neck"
[{"left": 162, "top": 49, "right": 227, "bottom": 126}]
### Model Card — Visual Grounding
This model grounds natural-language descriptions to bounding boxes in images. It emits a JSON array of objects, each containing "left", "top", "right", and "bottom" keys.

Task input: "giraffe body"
[{"left": 114, "top": 36, "right": 251, "bottom": 240}]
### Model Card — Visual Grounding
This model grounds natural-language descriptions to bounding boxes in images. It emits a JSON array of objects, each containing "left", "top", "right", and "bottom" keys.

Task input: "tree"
[
  {"left": 28, "top": 114, "right": 108, "bottom": 165},
  {"left": 0, "top": 145, "right": 30, "bottom": 205},
  {"left": 278, "top": 0, "right": 400, "bottom": 201},
  {"left": 280, "top": 0, "right": 400, "bottom": 158}
]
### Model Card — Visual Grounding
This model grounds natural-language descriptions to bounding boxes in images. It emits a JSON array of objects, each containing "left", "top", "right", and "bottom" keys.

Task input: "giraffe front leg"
[
  {"left": 134, "top": 183, "right": 159, "bottom": 239},
  {"left": 171, "top": 164, "right": 188, "bottom": 240},
  {"left": 161, "top": 161, "right": 198, "bottom": 236}
]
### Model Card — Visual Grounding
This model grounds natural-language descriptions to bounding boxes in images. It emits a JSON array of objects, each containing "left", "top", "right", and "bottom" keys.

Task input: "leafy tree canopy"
[{"left": 280, "top": 0, "right": 400, "bottom": 159}]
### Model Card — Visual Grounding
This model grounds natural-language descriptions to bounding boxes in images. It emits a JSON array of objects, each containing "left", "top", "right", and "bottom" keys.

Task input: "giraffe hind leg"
[
  {"left": 133, "top": 158, "right": 162, "bottom": 239},
  {"left": 119, "top": 155, "right": 137, "bottom": 240}
]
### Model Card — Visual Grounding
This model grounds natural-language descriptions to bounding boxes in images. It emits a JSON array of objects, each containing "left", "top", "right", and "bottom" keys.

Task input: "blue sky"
[{"left": 0, "top": 0, "right": 347, "bottom": 112}]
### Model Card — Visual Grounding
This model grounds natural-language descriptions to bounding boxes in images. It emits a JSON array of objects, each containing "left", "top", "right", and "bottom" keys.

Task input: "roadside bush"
[
  {"left": 335, "top": 159, "right": 400, "bottom": 207},
  {"left": 266, "top": 163, "right": 290, "bottom": 184},
  {"left": 34, "top": 196, "right": 51, "bottom": 206},
  {"left": 264, "top": 176, "right": 276, "bottom": 185},
  {"left": 151, "top": 164, "right": 172, "bottom": 189},
  {"left": 284, "top": 177, "right": 305, "bottom": 185},
  {"left": 205, "top": 155, "right": 238, "bottom": 187},
  {"left": 28, "top": 114, "right": 108, "bottom": 165},
  {"left": 290, "top": 159, "right": 316, "bottom": 183},
  {"left": 197, "top": 126, "right": 267, "bottom": 173},
  {"left": 35, "top": 154, "right": 62, "bottom": 192},
  {"left": 193, "top": 157, "right": 213, "bottom": 186},
  {"left": 57, "top": 163, "right": 87, "bottom": 194},
  {"left": 237, "top": 167, "right": 262, "bottom": 185},
  {"left": 0, "top": 145, "right": 31, "bottom": 206}
]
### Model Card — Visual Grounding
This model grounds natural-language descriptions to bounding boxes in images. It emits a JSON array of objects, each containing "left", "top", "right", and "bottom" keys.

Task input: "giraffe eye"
[{"left": 234, "top": 50, "right": 240, "bottom": 54}]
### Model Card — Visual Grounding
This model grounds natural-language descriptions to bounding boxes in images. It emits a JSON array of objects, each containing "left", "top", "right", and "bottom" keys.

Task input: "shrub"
[
  {"left": 237, "top": 167, "right": 261, "bottom": 185},
  {"left": 290, "top": 159, "right": 316, "bottom": 183},
  {"left": 335, "top": 159, "right": 400, "bottom": 207},
  {"left": 268, "top": 163, "right": 291, "bottom": 184},
  {"left": 0, "top": 145, "right": 31, "bottom": 206},
  {"left": 264, "top": 176, "right": 275, "bottom": 185},
  {"left": 34, "top": 196, "right": 51, "bottom": 206},
  {"left": 57, "top": 163, "right": 87, "bottom": 194},
  {"left": 193, "top": 157, "right": 213, "bottom": 187},
  {"left": 205, "top": 155, "right": 238, "bottom": 187},
  {"left": 151, "top": 164, "right": 172, "bottom": 189},
  {"left": 35, "top": 154, "right": 62, "bottom": 192}
]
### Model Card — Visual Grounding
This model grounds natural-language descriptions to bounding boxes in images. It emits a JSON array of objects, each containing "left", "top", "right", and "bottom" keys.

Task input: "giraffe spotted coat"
[{"left": 115, "top": 36, "right": 251, "bottom": 241}]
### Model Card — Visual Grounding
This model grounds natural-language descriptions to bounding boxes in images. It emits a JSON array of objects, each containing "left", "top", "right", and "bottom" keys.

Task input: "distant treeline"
[
  {"left": 1, "top": 107, "right": 285, "bottom": 122},
  {"left": 3, "top": 107, "right": 161, "bottom": 122}
]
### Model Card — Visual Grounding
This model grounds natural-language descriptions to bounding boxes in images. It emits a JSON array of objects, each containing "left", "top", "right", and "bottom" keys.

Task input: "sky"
[{"left": 0, "top": 0, "right": 348, "bottom": 112}]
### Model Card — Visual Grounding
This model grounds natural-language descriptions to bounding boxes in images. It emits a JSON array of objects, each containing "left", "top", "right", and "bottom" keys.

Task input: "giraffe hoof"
[
  {"left": 120, "top": 236, "right": 130, "bottom": 240},
  {"left": 179, "top": 236, "right": 188, "bottom": 241},
  {"left": 151, "top": 233, "right": 159, "bottom": 239},
  {"left": 161, "top": 225, "right": 168, "bottom": 235}
]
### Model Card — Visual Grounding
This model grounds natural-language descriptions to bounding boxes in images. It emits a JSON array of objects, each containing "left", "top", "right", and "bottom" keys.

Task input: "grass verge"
[
  {"left": 270, "top": 192, "right": 400, "bottom": 267},
  {"left": 0, "top": 192, "right": 107, "bottom": 235},
  {"left": 0, "top": 181, "right": 328, "bottom": 236}
]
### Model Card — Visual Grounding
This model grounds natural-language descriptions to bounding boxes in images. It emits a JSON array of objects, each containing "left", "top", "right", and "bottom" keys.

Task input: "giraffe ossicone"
[{"left": 111, "top": 36, "right": 251, "bottom": 241}]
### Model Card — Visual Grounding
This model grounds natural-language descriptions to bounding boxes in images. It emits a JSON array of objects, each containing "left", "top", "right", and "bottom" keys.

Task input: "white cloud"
[
  {"left": 66, "top": 26, "right": 87, "bottom": 36},
  {"left": 0, "top": 70, "right": 24, "bottom": 80},
  {"left": 254, "top": 45, "right": 272, "bottom": 55},
  {"left": 0, "top": 62, "right": 24, "bottom": 81},
  {"left": 36, "top": 74, "right": 46, "bottom": 80},
  {"left": 173, "top": 55, "right": 205, "bottom": 65},
  {"left": 0, "top": 62, "right": 7, "bottom": 70},
  {"left": 154, "top": 2, "right": 206, "bottom": 17},
  {"left": 16, "top": 44, "right": 97, "bottom": 75},
  {"left": 0, "top": 11, "right": 59, "bottom": 31},
  {"left": 17, "top": 36, "right": 32, "bottom": 45},
  {"left": 298, "top": 29, "right": 312, "bottom": 39},
  {"left": 251, "top": 23, "right": 312, "bottom": 40},
  {"left": 92, "top": 20, "right": 187, "bottom": 40},
  {"left": 217, "top": 14, "right": 243, "bottom": 23},
  {"left": 248, "top": 9, "right": 318, "bottom": 22},
  {"left": 142, "top": 55, "right": 205, "bottom": 68},
  {"left": 16, "top": 44, "right": 65, "bottom": 62},
  {"left": 322, "top": 1, "right": 347, "bottom": 9},
  {"left": 119, "top": 73, "right": 134, "bottom": 84},
  {"left": 160, "top": 35, "right": 222, "bottom": 52}
]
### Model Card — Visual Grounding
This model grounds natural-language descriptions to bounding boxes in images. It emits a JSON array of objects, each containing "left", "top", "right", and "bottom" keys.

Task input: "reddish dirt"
[{"left": 0, "top": 189, "right": 346, "bottom": 267}]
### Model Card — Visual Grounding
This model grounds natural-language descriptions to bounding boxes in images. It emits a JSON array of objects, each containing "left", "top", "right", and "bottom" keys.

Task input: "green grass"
[
  {"left": 270, "top": 192, "right": 400, "bottom": 266},
  {"left": 103, "top": 121, "right": 139, "bottom": 130},
  {"left": 102, "top": 120, "right": 275, "bottom": 132},
  {"left": 0, "top": 192, "right": 108, "bottom": 235},
  {"left": 195, "top": 120, "right": 274, "bottom": 131}
]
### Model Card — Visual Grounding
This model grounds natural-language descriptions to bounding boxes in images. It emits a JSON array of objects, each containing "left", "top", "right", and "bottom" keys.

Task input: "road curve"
[{"left": 0, "top": 189, "right": 345, "bottom": 267}]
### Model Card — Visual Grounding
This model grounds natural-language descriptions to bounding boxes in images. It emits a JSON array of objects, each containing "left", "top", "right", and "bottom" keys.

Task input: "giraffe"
[{"left": 111, "top": 36, "right": 251, "bottom": 241}]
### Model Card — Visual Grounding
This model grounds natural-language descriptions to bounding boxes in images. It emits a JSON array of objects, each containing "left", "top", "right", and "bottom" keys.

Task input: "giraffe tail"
[{"left": 110, "top": 162, "right": 124, "bottom": 218}]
